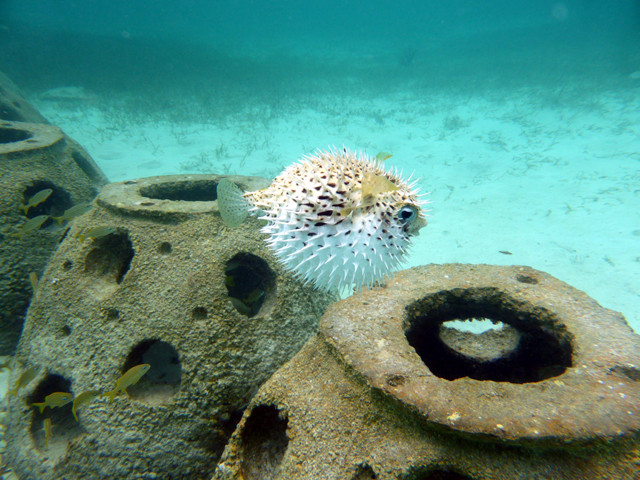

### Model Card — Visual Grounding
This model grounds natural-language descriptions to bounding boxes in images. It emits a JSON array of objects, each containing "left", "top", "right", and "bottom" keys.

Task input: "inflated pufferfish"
[{"left": 217, "top": 147, "right": 428, "bottom": 292}]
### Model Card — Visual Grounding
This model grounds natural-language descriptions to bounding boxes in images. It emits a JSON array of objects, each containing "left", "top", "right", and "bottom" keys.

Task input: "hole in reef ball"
[
  {"left": 516, "top": 274, "right": 538, "bottom": 284},
  {"left": 410, "top": 469, "right": 475, "bottom": 480},
  {"left": 104, "top": 307, "right": 120, "bottom": 321},
  {"left": 158, "top": 241, "right": 172, "bottom": 254},
  {"left": 239, "top": 405, "right": 288, "bottom": 480},
  {"left": 21, "top": 181, "right": 73, "bottom": 221},
  {"left": 139, "top": 179, "right": 218, "bottom": 201},
  {"left": 191, "top": 307, "right": 208, "bottom": 320},
  {"left": 122, "top": 339, "right": 181, "bottom": 405},
  {"left": 225, "top": 253, "right": 276, "bottom": 318},
  {"left": 28, "top": 373, "right": 81, "bottom": 458},
  {"left": 84, "top": 230, "right": 134, "bottom": 284},
  {"left": 405, "top": 288, "right": 573, "bottom": 383},
  {"left": 62, "top": 259, "right": 73, "bottom": 270},
  {"left": 60, "top": 325, "right": 71, "bottom": 336},
  {"left": 0, "top": 126, "right": 32, "bottom": 143},
  {"left": 352, "top": 464, "right": 377, "bottom": 480}
]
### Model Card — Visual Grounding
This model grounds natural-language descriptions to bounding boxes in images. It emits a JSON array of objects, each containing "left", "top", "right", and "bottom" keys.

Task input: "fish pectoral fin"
[
  {"left": 217, "top": 179, "right": 250, "bottom": 228},
  {"left": 361, "top": 171, "right": 399, "bottom": 200}
]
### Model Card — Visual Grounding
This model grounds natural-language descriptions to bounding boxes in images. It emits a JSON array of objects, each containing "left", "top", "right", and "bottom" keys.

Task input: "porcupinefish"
[{"left": 217, "top": 147, "right": 428, "bottom": 292}]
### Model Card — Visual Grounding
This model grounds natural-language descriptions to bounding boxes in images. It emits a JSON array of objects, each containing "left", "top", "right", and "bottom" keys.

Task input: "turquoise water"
[
  {"left": 1, "top": 1, "right": 638, "bottom": 327},
  {"left": 1, "top": 2, "right": 640, "bottom": 479}
]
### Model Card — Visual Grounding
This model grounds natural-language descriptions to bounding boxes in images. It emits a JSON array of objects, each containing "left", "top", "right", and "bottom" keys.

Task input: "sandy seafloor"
[{"left": 1, "top": 84, "right": 639, "bottom": 401}]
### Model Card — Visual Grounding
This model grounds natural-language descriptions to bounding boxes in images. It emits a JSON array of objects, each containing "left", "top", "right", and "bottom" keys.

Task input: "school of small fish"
[{"left": 3, "top": 361, "right": 151, "bottom": 450}]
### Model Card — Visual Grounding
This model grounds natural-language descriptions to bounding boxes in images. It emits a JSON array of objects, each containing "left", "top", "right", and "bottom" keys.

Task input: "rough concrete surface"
[
  {"left": 4, "top": 174, "right": 337, "bottom": 480},
  {"left": 0, "top": 120, "right": 106, "bottom": 354}
]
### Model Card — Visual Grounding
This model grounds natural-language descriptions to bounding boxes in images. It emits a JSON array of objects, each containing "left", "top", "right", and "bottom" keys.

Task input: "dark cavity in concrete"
[
  {"left": 84, "top": 230, "right": 134, "bottom": 284},
  {"left": 405, "top": 288, "right": 573, "bottom": 383},
  {"left": 405, "top": 469, "right": 475, "bottom": 480},
  {"left": 124, "top": 339, "right": 181, "bottom": 405},
  {"left": 225, "top": 253, "right": 276, "bottom": 317},
  {"left": 139, "top": 179, "right": 219, "bottom": 202},
  {"left": 22, "top": 180, "right": 73, "bottom": 220},
  {"left": 352, "top": 463, "right": 377, "bottom": 479},
  {"left": 0, "top": 125, "right": 32, "bottom": 143},
  {"left": 239, "top": 405, "right": 288, "bottom": 480},
  {"left": 28, "top": 373, "right": 81, "bottom": 458}
]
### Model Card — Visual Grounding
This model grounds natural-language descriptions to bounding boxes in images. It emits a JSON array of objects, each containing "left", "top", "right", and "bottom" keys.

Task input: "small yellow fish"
[
  {"left": 43, "top": 418, "right": 52, "bottom": 449},
  {"left": 20, "top": 189, "right": 52, "bottom": 214},
  {"left": 53, "top": 203, "right": 92, "bottom": 224},
  {"left": 340, "top": 172, "right": 400, "bottom": 217},
  {"left": 375, "top": 152, "right": 393, "bottom": 162},
  {"left": 31, "top": 391, "right": 73, "bottom": 413},
  {"left": 361, "top": 171, "right": 399, "bottom": 203},
  {"left": 12, "top": 215, "right": 49, "bottom": 237},
  {"left": 29, "top": 272, "right": 39, "bottom": 291},
  {"left": 75, "top": 225, "right": 116, "bottom": 242},
  {"left": 72, "top": 390, "right": 101, "bottom": 421},
  {"left": 7, "top": 366, "right": 39, "bottom": 396},
  {"left": 104, "top": 364, "right": 150, "bottom": 402}
]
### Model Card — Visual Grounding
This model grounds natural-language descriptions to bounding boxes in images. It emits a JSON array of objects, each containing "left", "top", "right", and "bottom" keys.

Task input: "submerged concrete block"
[
  {"left": 5, "top": 174, "right": 337, "bottom": 480},
  {"left": 0, "top": 120, "right": 107, "bottom": 354},
  {"left": 216, "top": 264, "right": 640, "bottom": 480},
  {"left": 0, "top": 71, "right": 48, "bottom": 124}
]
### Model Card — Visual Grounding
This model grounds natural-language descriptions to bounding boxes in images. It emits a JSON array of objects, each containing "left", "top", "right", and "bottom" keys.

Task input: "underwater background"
[{"left": 1, "top": 0, "right": 639, "bottom": 381}]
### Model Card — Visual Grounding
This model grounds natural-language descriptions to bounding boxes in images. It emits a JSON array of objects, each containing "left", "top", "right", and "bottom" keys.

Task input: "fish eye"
[{"left": 397, "top": 204, "right": 418, "bottom": 223}]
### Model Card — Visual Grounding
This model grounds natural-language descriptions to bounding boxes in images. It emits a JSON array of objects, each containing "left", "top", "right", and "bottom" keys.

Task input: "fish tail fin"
[
  {"left": 103, "top": 389, "right": 117, "bottom": 403},
  {"left": 217, "top": 179, "right": 249, "bottom": 228},
  {"left": 72, "top": 408, "right": 79, "bottom": 422},
  {"left": 7, "top": 386, "right": 18, "bottom": 396},
  {"left": 31, "top": 402, "right": 45, "bottom": 413}
]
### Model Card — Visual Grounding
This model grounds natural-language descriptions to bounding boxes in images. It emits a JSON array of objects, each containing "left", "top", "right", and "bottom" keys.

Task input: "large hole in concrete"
[
  {"left": 239, "top": 405, "right": 288, "bottom": 480},
  {"left": 21, "top": 181, "right": 73, "bottom": 221},
  {"left": 121, "top": 339, "right": 181, "bottom": 405},
  {"left": 352, "top": 463, "right": 377, "bottom": 479},
  {"left": 225, "top": 253, "right": 276, "bottom": 317},
  {"left": 139, "top": 179, "right": 218, "bottom": 201},
  {"left": 84, "top": 230, "right": 134, "bottom": 284},
  {"left": 0, "top": 126, "right": 32, "bottom": 143},
  {"left": 28, "top": 373, "right": 81, "bottom": 459},
  {"left": 404, "top": 469, "right": 475, "bottom": 480},
  {"left": 405, "top": 288, "right": 573, "bottom": 383}
]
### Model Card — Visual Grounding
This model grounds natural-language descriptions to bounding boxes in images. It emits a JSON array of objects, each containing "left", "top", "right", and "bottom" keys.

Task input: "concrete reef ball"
[
  {"left": 5, "top": 174, "right": 337, "bottom": 480},
  {"left": 0, "top": 71, "right": 49, "bottom": 124},
  {"left": 215, "top": 264, "right": 640, "bottom": 480},
  {"left": 0, "top": 119, "right": 107, "bottom": 354}
]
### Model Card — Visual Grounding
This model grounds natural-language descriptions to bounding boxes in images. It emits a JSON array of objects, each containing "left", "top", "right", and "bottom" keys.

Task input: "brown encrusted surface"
[
  {"left": 215, "top": 337, "right": 640, "bottom": 480},
  {"left": 214, "top": 264, "right": 640, "bottom": 479},
  {"left": 0, "top": 120, "right": 106, "bottom": 354},
  {"left": 5, "top": 174, "right": 337, "bottom": 480},
  {"left": 321, "top": 264, "right": 640, "bottom": 446}
]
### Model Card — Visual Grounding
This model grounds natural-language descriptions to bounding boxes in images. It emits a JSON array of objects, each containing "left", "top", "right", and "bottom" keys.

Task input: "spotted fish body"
[{"left": 218, "top": 148, "right": 428, "bottom": 292}]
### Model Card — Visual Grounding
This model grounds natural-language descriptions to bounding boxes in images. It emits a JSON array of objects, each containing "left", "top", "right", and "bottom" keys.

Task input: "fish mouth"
[{"left": 407, "top": 216, "right": 428, "bottom": 235}]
